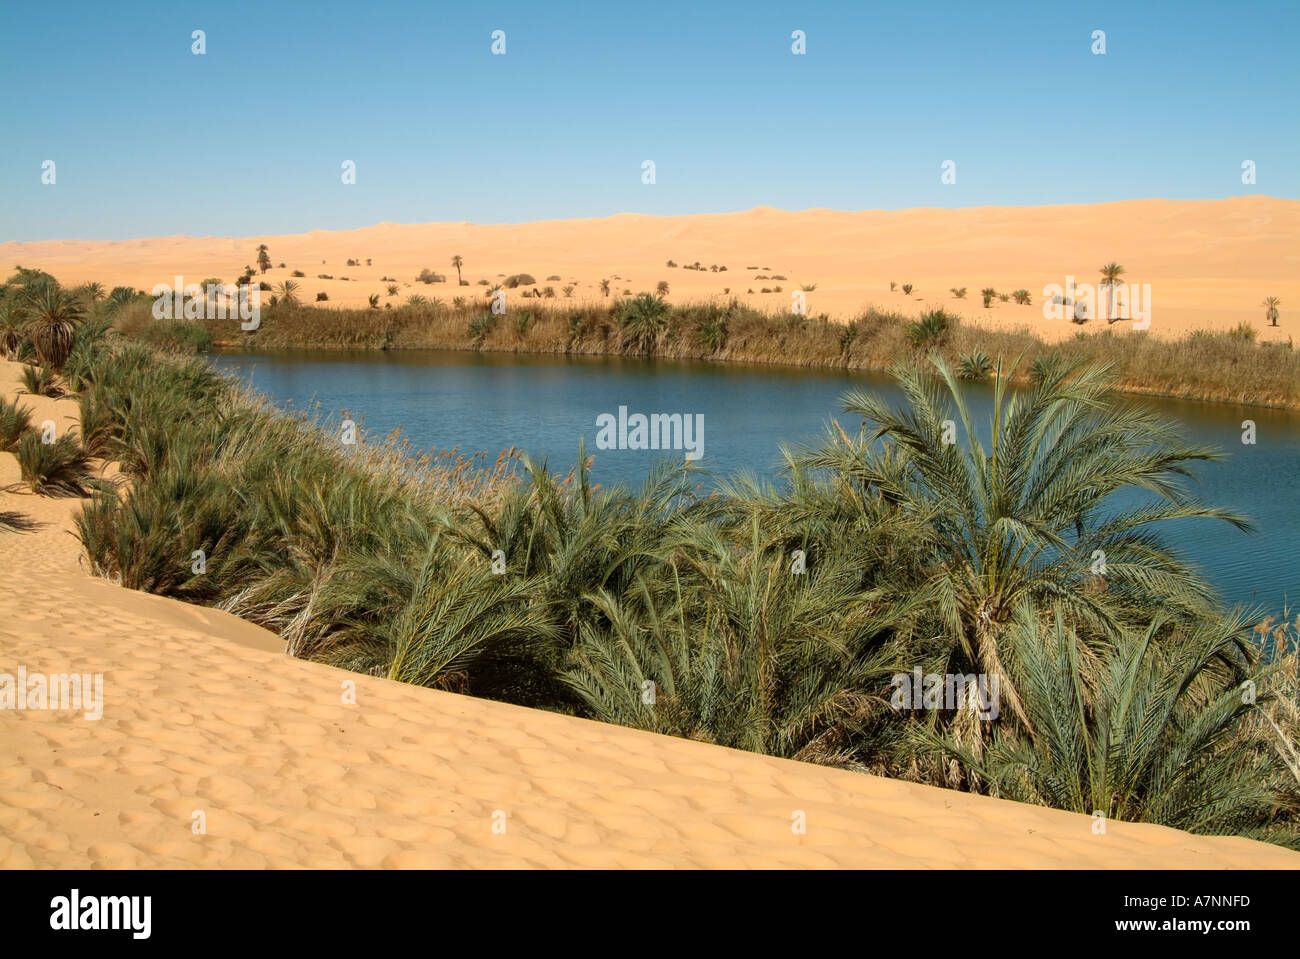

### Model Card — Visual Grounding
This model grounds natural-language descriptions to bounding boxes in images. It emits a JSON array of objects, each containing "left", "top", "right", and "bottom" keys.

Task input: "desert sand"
[
  {"left": 1, "top": 360, "right": 1298, "bottom": 868},
  {"left": 3, "top": 196, "right": 1296, "bottom": 344}
]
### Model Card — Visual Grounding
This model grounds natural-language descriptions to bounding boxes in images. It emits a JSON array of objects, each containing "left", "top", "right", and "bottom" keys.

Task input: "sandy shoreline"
[
  {"left": 4, "top": 197, "right": 1296, "bottom": 345},
  {"left": 2, "top": 360, "right": 1299, "bottom": 868}
]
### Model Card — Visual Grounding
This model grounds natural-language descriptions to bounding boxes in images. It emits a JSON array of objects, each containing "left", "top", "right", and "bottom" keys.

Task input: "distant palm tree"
[
  {"left": 18, "top": 282, "right": 85, "bottom": 369},
  {"left": 1099, "top": 262, "right": 1125, "bottom": 321},
  {"left": 599, "top": 278, "right": 611, "bottom": 297},
  {"left": 981, "top": 286, "right": 997, "bottom": 308},
  {"left": 616, "top": 293, "right": 670, "bottom": 354},
  {"left": 451, "top": 255, "right": 464, "bottom": 285},
  {"left": 1012, "top": 289, "right": 1031, "bottom": 305},
  {"left": 81, "top": 281, "right": 105, "bottom": 305},
  {"left": 656, "top": 281, "right": 670, "bottom": 296},
  {"left": 1263, "top": 296, "right": 1281, "bottom": 327},
  {"left": 276, "top": 280, "right": 299, "bottom": 306},
  {"left": 257, "top": 245, "right": 272, "bottom": 275}
]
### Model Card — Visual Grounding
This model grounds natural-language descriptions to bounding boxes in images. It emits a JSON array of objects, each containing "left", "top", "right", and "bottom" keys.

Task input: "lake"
[{"left": 210, "top": 349, "right": 1299, "bottom": 619}]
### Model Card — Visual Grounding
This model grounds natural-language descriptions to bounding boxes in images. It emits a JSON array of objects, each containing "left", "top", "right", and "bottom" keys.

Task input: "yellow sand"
[
  {"left": 2, "top": 196, "right": 1296, "bottom": 344},
  {"left": 1, "top": 359, "right": 1297, "bottom": 868}
]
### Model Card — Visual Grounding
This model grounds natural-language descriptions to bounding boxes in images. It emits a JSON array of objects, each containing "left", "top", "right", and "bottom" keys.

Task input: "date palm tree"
[
  {"left": 800, "top": 354, "right": 1249, "bottom": 730},
  {"left": 18, "top": 282, "right": 85, "bottom": 370},
  {"left": 451, "top": 255, "right": 464, "bottom": 285},
  {"left": 932, "top": 605, "right": 1298, "bottom": 845},
  {"left": 276, "top": 280, "right": 299, "bottom": 306},
  {"left": 1099, "top": 262, "right": 1125, "bottom": 322},
  {"left": 257, "top": 245, "right": 272, "bottom": 275},
  {"left": 1263, "top": 296, "right": 1281, "bottom": 327}
]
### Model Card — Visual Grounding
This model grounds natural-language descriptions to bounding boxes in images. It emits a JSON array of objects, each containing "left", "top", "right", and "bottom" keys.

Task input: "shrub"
[
  {"left": 503, "top": 274, "right": 537, "bottom": 289},
  {"left": 901, "top": 284, "right": 913, "bottom": 295},
  {"left": 906, "top": 309, "right": 953, "bottom": 350},
  {"left": 957, "top": 347, "right": 993, "bottom": 380},
  {"left": 316, "top": 292, "right": 329, "bottom": 302},
  {"left": 0, "top": 395, "right": 32, "bottom": 451},
  {"left": 20, "top": 364, "right": 63, "bottom": 397},
  {"left": 17, "top": 431, "right": 93, "bottom": 496}
]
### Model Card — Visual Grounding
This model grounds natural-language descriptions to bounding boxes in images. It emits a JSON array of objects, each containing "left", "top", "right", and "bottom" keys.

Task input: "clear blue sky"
[{"left": 1, "top": 0, "right": 1295, "bottom": 240}]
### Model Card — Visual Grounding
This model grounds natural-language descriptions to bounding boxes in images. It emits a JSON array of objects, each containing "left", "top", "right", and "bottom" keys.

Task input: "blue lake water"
[{"left": 210, "top": 349, "right": 1299, "bottom": 619}]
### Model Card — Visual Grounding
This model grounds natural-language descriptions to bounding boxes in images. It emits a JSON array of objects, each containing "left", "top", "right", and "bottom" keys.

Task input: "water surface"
[{"left": 210, "top": 349, "right": 1299, "bottom": 618}]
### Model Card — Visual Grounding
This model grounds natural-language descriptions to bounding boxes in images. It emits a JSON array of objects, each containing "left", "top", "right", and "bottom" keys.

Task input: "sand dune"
[
  {"left": 3, "top": 197, "right": 1296, "bottom": 344},
  {"left": 2, "top": 360, "right": 1298, "bottom": 868}
]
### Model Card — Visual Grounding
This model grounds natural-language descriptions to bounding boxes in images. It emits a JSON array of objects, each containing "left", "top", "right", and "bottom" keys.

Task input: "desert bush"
[{"left": 17, "top": 431, "right": 93, "bottom": 496}]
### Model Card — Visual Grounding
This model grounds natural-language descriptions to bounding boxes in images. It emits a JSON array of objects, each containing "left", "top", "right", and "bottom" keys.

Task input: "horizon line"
[{"left": 3, "top": 194, "right": 1292, "bottom": 247}]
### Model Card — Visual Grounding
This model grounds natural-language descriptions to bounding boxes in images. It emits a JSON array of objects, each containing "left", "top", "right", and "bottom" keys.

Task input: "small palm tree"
[
  {"left": 276, "top": 280, "right": 299, "bottom": 306},
  {"left": 905, "top": 309, "right": 952, "bottom": 350},
  {"left": 616, "top": 293, "right": 671, "bottom": 354},
  {"left": 451, "top": 255, "right": 464, "bottom": 285},
  {"left": 981, "top": 286, "right": 997, "bottom": 308},
  {"left": 656, "top": 281, "right": 670, "bottom": 296},
  {"left": 1263, "top": 296, "right": 1281, "bottom": 327},
  {"left": 1012, "top": 289, "right": 1031, "bottom": 305},
  {"left": 599, "top": 278, "right": 611, "bottom": 297},
  {"left": 933, "top": 606, "right": 1296, "bottom": 842},
  {"left": 257, "top": 244, "right": 272, "bottom": 275},
  {"left": 1099, "top": 262, "right": 1125, "bottom": 321},
  {"left": 18, "top": 282, "right": 85, "bottom": 370}
]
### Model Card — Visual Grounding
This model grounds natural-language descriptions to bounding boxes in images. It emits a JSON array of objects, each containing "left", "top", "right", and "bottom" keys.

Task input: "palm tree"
[
  {"left": 257, "top": 244, "right": 272, "bottom": 275},
  {"left": 451, "top": 255, "right": 464, "bottom": 285},
  {"left": 18, "top": 282, "right": 85, "bottom": 370},
  {"left": 599, "top": 278, "right": 611, "bottom": 297},
  {"left": 1263, "top": 296, "right": 1281, "bottom": 327},
  {"left": 932, "top": 605, "right": 1297, "bottom": 844},
  {"left": 616, "top": 292, "right": 671, "bottom": 354},
  {"left": 801, "top": 354, "right": 1249, "bottom": 731},
  {"left": 275, "top": 280, "right": 299, "bottom": 306},
  {"left": 1099, "top": 262, "right": 1125, "bottom": 322},
  {"left": 981, "top": 286, "right": 997, "bottom": 308},
  {"left": 0, "top": 301, "right": 23, "bottom": 359}
]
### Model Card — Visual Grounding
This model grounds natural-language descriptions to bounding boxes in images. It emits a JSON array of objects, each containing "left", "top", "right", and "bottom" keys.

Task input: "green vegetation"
[
  {"left": 53, "top": 328, "right": 1300, "bottom": 848},
  {"left": 16, "top": 431, "right": 94, "bottom": 496}
]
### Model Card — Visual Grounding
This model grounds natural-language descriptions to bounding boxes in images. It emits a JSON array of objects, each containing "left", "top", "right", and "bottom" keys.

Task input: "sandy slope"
[
  {"left": 3, "top": 197, "right": 1296, "bottom": 344},
  {"left": 1, "top": 360, "right": 1298, "bottom": 868}
]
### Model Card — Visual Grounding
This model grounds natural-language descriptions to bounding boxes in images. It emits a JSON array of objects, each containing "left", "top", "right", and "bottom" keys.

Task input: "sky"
[{"left": 1, "top": 0, "right": 1296, "bottom": 240}]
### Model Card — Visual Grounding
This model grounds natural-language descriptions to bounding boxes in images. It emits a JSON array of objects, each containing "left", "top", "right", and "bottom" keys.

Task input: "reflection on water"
[{"left": 210, "top": 349, "right": 1299, "bottom": 617}]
